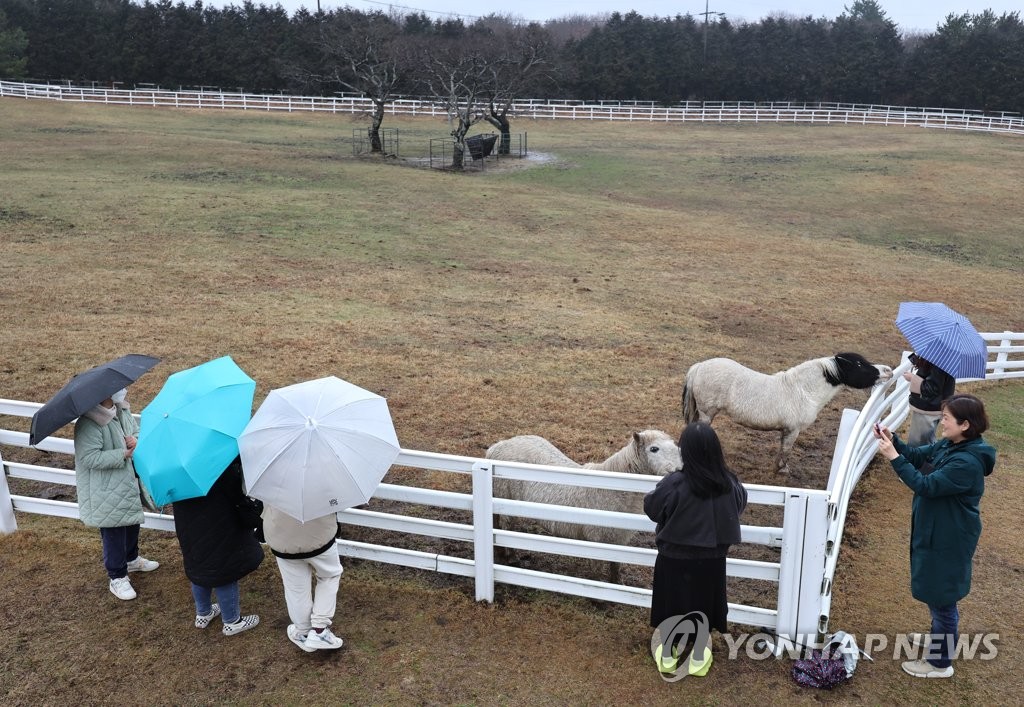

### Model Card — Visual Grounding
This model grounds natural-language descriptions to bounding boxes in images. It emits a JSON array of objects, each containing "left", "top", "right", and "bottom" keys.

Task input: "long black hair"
[{"left": 678, "top": 421, "right": 738, "bottom": 499}]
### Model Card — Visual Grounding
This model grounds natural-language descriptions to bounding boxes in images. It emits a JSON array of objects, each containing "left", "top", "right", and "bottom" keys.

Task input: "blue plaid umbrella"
[
  {"left": 134, "top": 356, "right": 256, "bottom": 505},
  {"left": 895, "top": 302, "right": 988, "bottom": 379}
]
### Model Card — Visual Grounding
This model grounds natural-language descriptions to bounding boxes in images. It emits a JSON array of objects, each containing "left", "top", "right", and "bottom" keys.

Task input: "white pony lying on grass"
[
  {"left": 486, "top": 430, "right": 681, "bottom": 584},
  {"left": 682, "top": 352, "right": 893, "bottom": 474}
]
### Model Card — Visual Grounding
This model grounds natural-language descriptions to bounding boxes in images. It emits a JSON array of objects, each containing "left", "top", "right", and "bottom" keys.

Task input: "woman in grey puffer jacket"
[{"left": 74, "top": 392, "right": 159, "bottom": 602}]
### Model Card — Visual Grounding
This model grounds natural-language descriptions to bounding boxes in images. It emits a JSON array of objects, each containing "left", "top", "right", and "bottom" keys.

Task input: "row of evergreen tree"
[{"left": 1, "top": 0, "right": 1022, "bottom": 114}]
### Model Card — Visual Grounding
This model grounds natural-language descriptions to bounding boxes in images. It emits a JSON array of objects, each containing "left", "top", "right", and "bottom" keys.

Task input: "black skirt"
[{"left": 649, "top": 554, "right": 729, "bottom": 633}]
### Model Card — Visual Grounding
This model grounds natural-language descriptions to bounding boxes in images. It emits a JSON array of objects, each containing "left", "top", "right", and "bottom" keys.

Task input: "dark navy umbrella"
[
  {"left": 29, "top": 354, "right": 160, "bottom": 445},
  {"left": 895, "top": 302, "right": 988, "bottom": 380}
]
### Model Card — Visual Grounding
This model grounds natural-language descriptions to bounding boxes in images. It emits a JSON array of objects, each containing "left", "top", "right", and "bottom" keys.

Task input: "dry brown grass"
[{"left": 1, "top": 98, "right": 1022, "bottom": 705}]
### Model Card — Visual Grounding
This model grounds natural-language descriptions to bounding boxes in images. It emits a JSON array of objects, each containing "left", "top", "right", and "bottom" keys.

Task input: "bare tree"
[
  {"left": 480, "top": 24, "right": 553, "bottom": 154},
  {"left": 415, "top": 37, "right": 493, "bottom": 169},
  {"left": 317, "top": 12, "right": 403, "bottom": 153}
]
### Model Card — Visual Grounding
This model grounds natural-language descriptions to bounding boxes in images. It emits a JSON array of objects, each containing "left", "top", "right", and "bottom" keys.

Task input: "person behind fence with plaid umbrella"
[{"left": 875, "top": 393, "right": 996, "bottom": 679}]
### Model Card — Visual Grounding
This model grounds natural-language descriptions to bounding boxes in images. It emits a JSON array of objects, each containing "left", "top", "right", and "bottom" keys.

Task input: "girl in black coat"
[
  {"left": 644, "top": 422, "right": 747, "bottom": 677},
  {"left": 172, "top": 457, "right": 264, "bottom": 636}
]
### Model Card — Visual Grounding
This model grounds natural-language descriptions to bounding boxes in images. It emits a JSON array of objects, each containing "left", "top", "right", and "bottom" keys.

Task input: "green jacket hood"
[{"left": 962, "top": 437, "right": 996, "bottom": 476}]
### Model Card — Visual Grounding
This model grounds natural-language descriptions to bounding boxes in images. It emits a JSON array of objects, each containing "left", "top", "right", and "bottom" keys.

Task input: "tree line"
[
  {"left": 2, "top": 0, "right": 1022, "bottom": 113},
  {"left": 1, "top": 0, "right": 1022, "bottom": 162}
]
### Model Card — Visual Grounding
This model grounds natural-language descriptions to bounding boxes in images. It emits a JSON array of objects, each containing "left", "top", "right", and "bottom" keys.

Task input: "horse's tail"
[{"left": 682, "top": 376, "right": 698, "bottom": 423}]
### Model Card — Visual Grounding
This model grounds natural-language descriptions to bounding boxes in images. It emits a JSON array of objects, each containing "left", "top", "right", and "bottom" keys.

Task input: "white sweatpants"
[{"left": 275, "top": 546, "right": 343, "bottom": 632}]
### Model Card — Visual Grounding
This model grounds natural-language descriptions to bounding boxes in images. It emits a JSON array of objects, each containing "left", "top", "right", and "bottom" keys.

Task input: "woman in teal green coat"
[{"left": 875, "top": 393, "right": 996, "bottom": 680}]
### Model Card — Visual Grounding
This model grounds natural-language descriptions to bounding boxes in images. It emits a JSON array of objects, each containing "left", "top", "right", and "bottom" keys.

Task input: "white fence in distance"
[{"left": 2, "top": 80, "right": 1023, "bottom": 137}]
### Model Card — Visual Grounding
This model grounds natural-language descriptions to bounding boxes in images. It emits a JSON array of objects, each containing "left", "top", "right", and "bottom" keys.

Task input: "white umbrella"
[{"left": 239, "top": 376, "right": 401, "bottom": 522}]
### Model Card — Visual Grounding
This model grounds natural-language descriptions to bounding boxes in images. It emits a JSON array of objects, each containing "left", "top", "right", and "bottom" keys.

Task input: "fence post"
[
  {"left": 0, "top": 450, "right": 18, "bottom": 533},
  {"left": 826, "top": 409, "right": 859, "bottom": 494},
  {"left": 798, "top": 493, "right": 829, "bottom": 640},
  {"left": 773, "top": 490, "right": 832, "bottom": 653},
  {"left": 775, "top": 491, "right": 806, "bottom": 648},
  {"left": 993, "top": 332, "right": 1011, "bottom": 376},
  {"left": 471, "top": 460, "right": 495, "bottom": 603}
]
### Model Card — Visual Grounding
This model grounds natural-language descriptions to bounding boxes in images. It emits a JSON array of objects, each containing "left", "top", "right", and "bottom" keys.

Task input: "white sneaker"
[
  {"left": 127, "top": 556, "right": 159, "bottom": 572},
  {"left": 109, "top": 576, "right": 137, "bottom": 601},
  {"left": 304, "top": 627, "right": 343, "bottom": 651},
  {"left": 902, "top": 659, "right": 954, "bottom": 679},
  {"left": 287, "top": 624, "right": 316, "bottom": 652},
  {"left": 222, "top": 614, "right": 260, "bottom": 636}
]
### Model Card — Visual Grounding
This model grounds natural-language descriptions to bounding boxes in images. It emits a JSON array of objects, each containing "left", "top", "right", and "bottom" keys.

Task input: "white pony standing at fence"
[
  {"left": 486, "top": 430, "right": 681, "bottom": 584},
  {"left": 682, "top": 352, "right": 893, "bottom": 473}
]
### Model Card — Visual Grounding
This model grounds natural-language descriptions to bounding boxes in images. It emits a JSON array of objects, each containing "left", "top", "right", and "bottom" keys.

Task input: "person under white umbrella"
[{"left": 239, "top": 376, "right": 401, "bottom": 652}]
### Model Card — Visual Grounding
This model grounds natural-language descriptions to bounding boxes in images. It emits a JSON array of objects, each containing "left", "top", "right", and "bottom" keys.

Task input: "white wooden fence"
[
  {"left": 2, "top": 332, "right": 1021, "bottom": 645},
  {"left": 2, "top": 80, "right": 1023, "bottom": 137}
]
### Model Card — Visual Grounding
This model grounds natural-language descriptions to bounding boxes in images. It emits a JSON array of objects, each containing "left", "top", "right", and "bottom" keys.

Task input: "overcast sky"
[{"left": 242, "top": 1, "right": 1020, "bottom": 34}]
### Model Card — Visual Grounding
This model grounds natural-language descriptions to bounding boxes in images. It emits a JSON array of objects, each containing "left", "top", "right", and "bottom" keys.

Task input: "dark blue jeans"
[
  {"left": 100, "top": 524, "right": 141, "bottom": 579},
  {"left": 925, "top": 602, "right": 959, "bottom": 668},
  {"left": 191, "top": 581, "right": 241, "bottom": 624}
]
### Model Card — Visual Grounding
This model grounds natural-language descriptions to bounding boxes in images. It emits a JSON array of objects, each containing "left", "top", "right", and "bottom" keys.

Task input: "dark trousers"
[
  {"left": 926, "top": 602, "right": 959, "bottom": 668},
  {"left": 100, "top": 524, "right": 141, "bottom": 579}
]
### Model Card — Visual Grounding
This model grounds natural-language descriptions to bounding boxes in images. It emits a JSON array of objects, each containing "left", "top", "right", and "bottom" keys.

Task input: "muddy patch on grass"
[{"left": 361, "top": 151, "right": 562, "bottom": 174}]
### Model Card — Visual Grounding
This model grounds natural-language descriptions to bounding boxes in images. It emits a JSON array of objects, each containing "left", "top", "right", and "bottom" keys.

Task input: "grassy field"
[{"left": 1, "top": 98, "right": 1022, "bottom": 705}]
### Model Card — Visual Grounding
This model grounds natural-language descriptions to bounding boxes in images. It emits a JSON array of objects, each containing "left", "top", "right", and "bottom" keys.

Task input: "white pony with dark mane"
[
  {"left": 486, "top": 430, "right": 681, "bottom": 583},
  {"left": 682, "top": 352, "right": 893, "bottom": 473}
]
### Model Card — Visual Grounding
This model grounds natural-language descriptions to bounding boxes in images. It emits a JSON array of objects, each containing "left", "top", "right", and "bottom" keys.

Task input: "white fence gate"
[{"left": 2, "top": 332, "right": 1021, "bottom": 648}]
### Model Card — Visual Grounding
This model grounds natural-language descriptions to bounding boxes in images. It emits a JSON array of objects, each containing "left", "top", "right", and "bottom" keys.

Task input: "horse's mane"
[
  {"left": 820, "top": 356, "right": 841, "bottom": 386},
  {"left": 587, "top": 431, "right": 643, "bottom": 472},
  {"left": 776, "top": 356, "right": 835, "bottom": 384}
]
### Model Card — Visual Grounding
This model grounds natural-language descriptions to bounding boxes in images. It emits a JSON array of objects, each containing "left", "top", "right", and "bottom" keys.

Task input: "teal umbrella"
[{"left": 134, "top": 356, "right": 256, "bottom": 505}]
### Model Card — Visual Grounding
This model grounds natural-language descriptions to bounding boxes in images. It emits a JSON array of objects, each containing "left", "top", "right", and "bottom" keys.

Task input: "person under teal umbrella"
[
  {"left": 172, "top": 457, "right": 264, "bottom": 636},
  {"left": 134, "top": 355, "right": 256, "bottom": 505}
]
